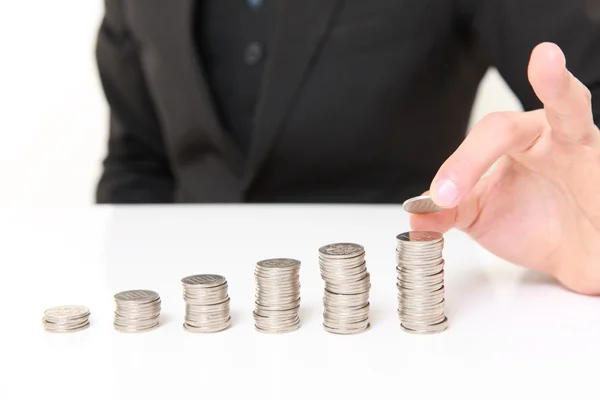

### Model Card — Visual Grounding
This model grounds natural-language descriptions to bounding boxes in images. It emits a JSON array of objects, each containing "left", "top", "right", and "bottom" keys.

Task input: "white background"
[
  {"left": 0, "top": 1, "right": 522, "bottom": 207},
  {"left": 2, "top": 205, "right": 599, "bottom": 400}
]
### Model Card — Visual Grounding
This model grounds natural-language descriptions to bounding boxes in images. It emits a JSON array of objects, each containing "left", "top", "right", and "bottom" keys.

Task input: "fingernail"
[{"left": 434, "top": 179, "right": 459, "bottom": 207}]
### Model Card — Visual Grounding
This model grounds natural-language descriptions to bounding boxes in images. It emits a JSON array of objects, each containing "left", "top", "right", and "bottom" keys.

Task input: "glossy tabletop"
[{"left": 2, "top": 205, "right": 598, "bottom": 400}]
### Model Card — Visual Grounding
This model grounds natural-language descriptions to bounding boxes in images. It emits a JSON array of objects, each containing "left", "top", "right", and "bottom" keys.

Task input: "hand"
[{"left": 410, "top": 42, "right": 600, "bottom": 295}]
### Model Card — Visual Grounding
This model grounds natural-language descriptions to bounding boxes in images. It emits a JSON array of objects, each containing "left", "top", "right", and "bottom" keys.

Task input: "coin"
[
  {"left": 402, "top": 195, "right": 444, "bottom": 214},
  {"left": 395, "top": 231, "right": 448, "bottom": 334},
  {"left": 42, "top": 305, "right": 90, "bottom": 333},
  {"left": 319, "top": 243, "right": 364, "bottom": 259},
  {"left": 113, "top": 290, "right": 161, "bottom": 333},
  {"left": 114, "top": 290, "right": 159, "bottom": 302},
  {"left": 181, "top": 274, "right": 226, "bottom": 288},
  {"left": 397, "top": 230, "right": 444, "bottom": 244},
  {"left": 254, "top": 258, "right": 301, "bottom": 333},
  {"left": 319, "top": 242, "right": 371, "bottom": 335},
  {"left": 182, "top": 274, "right": 231, "bottom": 333}
]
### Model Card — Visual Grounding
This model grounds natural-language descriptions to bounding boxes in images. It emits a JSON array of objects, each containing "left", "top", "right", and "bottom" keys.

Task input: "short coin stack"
[
  {"left": 113, "top": 290, "right": 161, "bottom": 333},
  {"left": 42, "top": 305, "right": 90, "bottom": 333},
  {"left": 181, "top": 274, "right": 231, "bottom": 333},
  {"left": 254, "top": 258, "right": 301, "bottom": 334},
  {"left": 319, "top": 243, "right": 371, "bottom": 334},
  {"left": 396, "top": 231, "right": 448, "bottom": 334}
]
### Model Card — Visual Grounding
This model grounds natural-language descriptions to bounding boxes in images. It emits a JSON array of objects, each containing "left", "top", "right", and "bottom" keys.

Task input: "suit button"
[
  {"left": 247, "top": 0, "right": 263, "bottom": 9},
  {"left": 244, "top": 42, "right": 263, "bottom": 65}
]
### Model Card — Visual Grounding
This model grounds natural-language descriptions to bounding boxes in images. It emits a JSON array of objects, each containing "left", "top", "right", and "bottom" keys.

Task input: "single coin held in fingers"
[{"left": 402, "top": 195, "right": 444, "bottom": 214}]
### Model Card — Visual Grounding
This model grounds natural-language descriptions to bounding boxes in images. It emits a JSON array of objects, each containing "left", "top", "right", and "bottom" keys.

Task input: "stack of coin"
[
  {"left": 113, "top": 290, "right": 161, "bottom": 333},
  {"left": 396, "top": 231, "right": 448, "bottom": 334},
  {"left": 42, "top": 305, "right": 90, "bottom": 333},
  {"left": 254, "top": 258, "right": 301, "bottom": 334},
  {"left": 181, "top": 274, "right": 231, "bottom": 333},
  {"left": 319, "top": 243, "right": 371, "bottom": 334}
]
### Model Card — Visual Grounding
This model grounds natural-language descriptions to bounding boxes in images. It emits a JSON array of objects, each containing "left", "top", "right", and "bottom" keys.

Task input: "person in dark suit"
[{"left": 94, "top": 0, "right": 600, "bottom": 295}]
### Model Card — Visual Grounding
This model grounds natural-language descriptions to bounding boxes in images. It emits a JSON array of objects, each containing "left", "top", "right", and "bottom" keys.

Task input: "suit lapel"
[
  {"left": 243, "top": 0, "right": 344, "bottom": 188},
  {"left": 125, "top": 0, "right": 245, "bottom": 175}
]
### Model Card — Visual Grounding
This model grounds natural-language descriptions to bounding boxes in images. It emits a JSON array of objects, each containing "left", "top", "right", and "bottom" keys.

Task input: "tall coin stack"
[
  {"left": 42, "top": 305, "right": 90, "bottom": 333},
  {"left": 113, "top": 290, "right": 161, "bottom": 333},
  {"left": 319, "top": 243, "right": 371, "bottom": 334},
  {"left": 396, "top": 231, "right": 448, "bottom": 334},
  {"left": 181, "top": 274, "right": 231, "bottom": 333},
  {"left": 253, "top": 258, "right": 301, "bottom": 334}
]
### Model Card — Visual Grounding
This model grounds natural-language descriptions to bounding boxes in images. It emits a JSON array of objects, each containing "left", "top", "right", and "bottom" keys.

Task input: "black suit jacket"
[{"left": 95, "top": 0, "right": 600, "bottom": 203}]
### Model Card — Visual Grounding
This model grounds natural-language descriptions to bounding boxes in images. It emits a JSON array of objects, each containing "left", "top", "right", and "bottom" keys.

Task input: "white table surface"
[{"left": 2, "top": 205, "right": 599, "bottom": 400}]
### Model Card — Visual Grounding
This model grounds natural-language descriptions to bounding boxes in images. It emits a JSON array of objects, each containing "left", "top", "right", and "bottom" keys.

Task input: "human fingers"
[
  {"left": 409, "top": 183, "right": 486, "bottom": 234},
  {"left": 429, "top": 111, "right": 545, "bottom": 208},
  {"left": 527, "top": 42, "right": 598, "bottom": 145}
]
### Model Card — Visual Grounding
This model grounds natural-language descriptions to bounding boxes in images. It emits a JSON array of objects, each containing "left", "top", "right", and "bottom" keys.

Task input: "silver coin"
[
  {"left": 399, "top": 299, "right": 445, "bottom": 312},
  {"left": 43, "top": 321, "right": 90, "bottom": 333},
  {"left": 43, "top": 315, "right": 90, "bottom": 328},
  {"left": 186, "top": 302, "right": 230, "bottom": 312},
  {"left": 42, "top": 315, "right": 90, "bottom": 327},
  {"left": 397, "top": 238, "right": 445, "bottom": 247},
  {"left": 114, "top": 290, "right": 159, "bottom": 303},
  {"left": 318, "top": 243, "right": 365, "bottom": 259},
  {"left": 114, "top": 312, "right": 161, "bottom": 322},
  {"left": 396, "top": 256, "right": 444, "bottom": 266},
  {"left": 397, "top": 247, "right": 444, "bottom": 256},
  {"left": 255, "top": 282, "right": 300, "bottom": 291},
  {"left": 395, "top": 231, "right": 448, "bottom": 334},
  {"left": 398, "top": 295, "right": 445, "bottom": 306},
  {"left": 397, "top": 267, "right": 444, "bottom": 277},
  {"left": 401, "top": 317, "right": 449, "bottom": 334},
  {"left": 397, "top": 231, "right": 444, "bottom": 244},
  {"left": 114, "top": 322, "right": 160, "bottom": 333},
  {"left": 254, "top": 300, "right": 301, "bottom": 311},
  {"left": 319, "top": 242, "right": 371, "bottom": 334},
  {"left": 115, "top": 304, "right": 161, "bottom": 313},
  {"left": 321, "top": 274, "right": 368, "bottom": 286},
  {"left": 42, "top": 305, "right": 91, "bottom": 333},
  {"left": 44, "top": 305, "right": 90, "bottom": 321},
  {"left": 183, "top": 319, "right": 231, "bottom": 334},
  {"left": 399, "top": 315, "right": 446, "bottom": 328},
  {"left": 113, "top": 290, "right": 161, "bottom": 333},
  {"left": 184, "top": 296, "right": 229, "bottom": 306},
  {"left": 255, "top": 322, "right": 300, "bottom": 334},
  {"left": 182, "top": 274, "right": 231, "bottom": 333},
  {"left": 323, "top": 322, "right": 370, "bottom": 335},
  {"left": 185, "top": 317, "right": 231, "bottom": 328},
  {"left": 114, "top": 309, "right": 161, "bottom": 319},
  {"left": 402, "top": 194, "right": 444, "bottom": 214},
  {"left": 181, "top": 274, "right": 227, "bottom": 288},
  {"left": 115, "top": 301, "right": 161, "bottom": 310},
  {"left": 256, "top": 258, "right": 301, "bottom": 269},
  {"left": 185, "top": 314, "right": 231, "bottom": 324},
  {"left": 399, "top": 308, "right": 446, "bottom": 321},
  {"left": 325, "top": 284, "right": 370, "bottom": 294},
  {"left": 319, "top": 255, "right": 366, "bottom": 267},
  {"left": 398, "top": 306, "right": 445, "bottom": 317},
  {"left": 324, "top": 312, "right": 370, "bottom": 321},
  {"left": 254, "top": 313, "right": 300, "bottom": 325},
  {"left": 254, "top": 316, "right": 300, "bottom": 327},
  {"left": 254, "top": 258, "right": 302, "bottom": 334},
  {"left": 185, "top": 320, "right": 230, "bottom": 328},
  {"left": 398, "top": 268, "right": 444, "bottom": 279},
  {"left": 398, "top": 282, "right": 444, "bottom": 293},
  {"left": 183, "top": 286, "right": 228, "bottom": 294},
  {"left": 320, "top": 262, "right": 367, "bottom": 275},
  {"left": 255, "top": 306, "right": 300, "bottom": 318},
  {"left": 184, "top": 288, "right": 229, "bottom": 298}
]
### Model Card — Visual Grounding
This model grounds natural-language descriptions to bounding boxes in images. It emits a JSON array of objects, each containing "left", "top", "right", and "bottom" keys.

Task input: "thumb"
[
  {"left": 527, "top": 42, "right": 594, "bottom": 138},
  {"left": 408, "top": 183, "right": 486, "bottom": 235}
]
